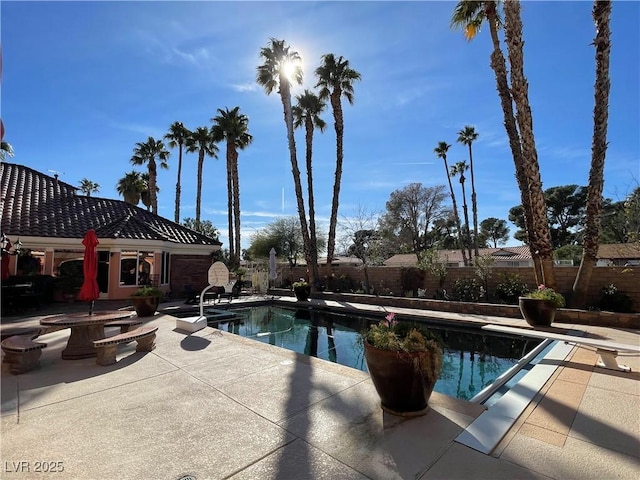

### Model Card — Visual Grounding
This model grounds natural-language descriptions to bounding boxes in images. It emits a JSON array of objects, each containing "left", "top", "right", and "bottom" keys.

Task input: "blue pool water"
[{"left": 208, "top": 305, "right": 542, "bottom": 401}]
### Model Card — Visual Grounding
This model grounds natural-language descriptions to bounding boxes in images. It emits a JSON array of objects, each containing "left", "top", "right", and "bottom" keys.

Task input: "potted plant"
[
  {"left": 130, "top": 285, "right": 163, "bottom": 317},
  {"left": 519, "top": 284, "right": 566, "bottom": 327},
  {"left": 293, "top": 279, "right": 311, "bottom": 302},
  {"left": 364, "top": 312, "right": 443, "bottom": 417}
]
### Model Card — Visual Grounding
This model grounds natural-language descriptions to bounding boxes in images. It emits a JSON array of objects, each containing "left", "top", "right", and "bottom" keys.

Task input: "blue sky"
[{"left": 2, "top": 1, "right": 639, "bottom": 252}]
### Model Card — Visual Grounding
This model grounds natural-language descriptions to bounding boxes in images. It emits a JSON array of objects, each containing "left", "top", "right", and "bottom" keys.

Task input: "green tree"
[
  {"left": 116, "top": 171, "right": 145, "bottom": 206},
  {"left": 457, "top": 125, "right": 480, "bottom": 258},
  {"left": 257, "top": 38, "right": 316, "bottom": 285},
  {"left": 315, "top": 53, "right": 362, "bottom": 265},
  {"left": 130, "top": 136, "right": 169, "bottom": 215},
  {"left": 292, "top": 89, "right": 326, "bottom": 282},
  {"left": 79, "top": 178, "right": 100, "bottom": 197},
  {"left": 186, "top": 127, "right": 218, "bottom": 226},
  {"left": 573, "top": 0, "right": 613, "bottom": 309},
  {"left": 165, "top": 121, "right": 192, "bottom": 224},
  {"left": 600, "top": 188, "right": 640, "bottom": 243},
  {"left": 0, "top": 140, "right": 15, "bottom": 161},
  {"left": 139, "top": 173, "right": 159, "bottom": 211},
  {"left": 449, "top": 161, "right": 473, "bottom": 264},
  {"left": 479, "top": 217, "right": 510, "bottom": 247},
  {"left": 212, "top": 106, "right": 253, "bottom": 269},
  {"left": 182, "top": 217, "right": 219, "bottom": 239},
  {"left": 435, "top": 141, "right": 468, "bottom": 265}
]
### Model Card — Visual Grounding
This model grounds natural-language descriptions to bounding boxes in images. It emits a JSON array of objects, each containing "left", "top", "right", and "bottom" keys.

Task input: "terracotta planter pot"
[
  {"left": 131, "top": 296, "right": 160, "bottom": 317},
  {"left": 364, "top": 340, "right": 440, "bottom": 417},
  {"left": 518, "top": 297, "right": 557, "bottom": 327}
]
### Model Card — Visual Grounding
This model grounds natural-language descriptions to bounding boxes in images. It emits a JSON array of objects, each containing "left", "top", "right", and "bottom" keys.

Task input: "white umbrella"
[{"left": 269, "top": 248, "right": 278, "bottom": 281}]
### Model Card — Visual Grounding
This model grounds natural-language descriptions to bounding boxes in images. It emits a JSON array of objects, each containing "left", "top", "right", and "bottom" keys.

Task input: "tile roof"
[
  {"left": 384, "top": 246, "right": 534, "bottom": 267},
  {"left": 597, "top": 243, "right": 640, "bottom": 260},
  {"left": 1, "top": 162, "right": 221, "bottom": 246}
]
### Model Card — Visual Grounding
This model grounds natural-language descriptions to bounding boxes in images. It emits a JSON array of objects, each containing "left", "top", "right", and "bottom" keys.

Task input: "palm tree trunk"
[
  {"left": 232, "top": 148, "right": 242, "bottom": 268},
  {"left": 305, "top": 117, "right": 320, "bottom": 288},
  {"left": 280, "top": 82, "right": 313, "bottom": 278},
  {"left": 460, "top": 177, "right": 473, "bottom": 263},
  {"left": 444, "top": 158, "right": 468, "bottom": 266},
  {"left": 468, "top": 143, "right": 480, "bottom": 259},
  {"left": 196, "top": 151, "right": 204, "bottom": 224},
  {"left": 485, "top": 1, "right": 543, "bottom": 283},
  {"left": 174, "top": 145, "right": 183, "bottom": 223},
  {"left": 226, "top": 141, "right": 235, "bottom": 264},
  {"left": 326, "top": 90, "right": 344, "bottom": 265},
  {"left": 149, "top": 160, "right": 157, "bottom": 215},
  {"left": 503, "top": 0, "right": 556, "bottom": 288},
  {"left": 572, "top": 0, "right": 611, "bottom": 309}
]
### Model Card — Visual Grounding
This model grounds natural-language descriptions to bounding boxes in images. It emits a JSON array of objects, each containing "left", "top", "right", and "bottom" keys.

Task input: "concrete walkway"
[{"left": 1, "top": 298, "right": 639, "bottom": 479}]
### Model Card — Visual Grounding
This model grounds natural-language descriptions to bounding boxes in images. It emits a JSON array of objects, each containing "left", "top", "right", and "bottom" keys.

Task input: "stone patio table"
[{"left": 40, "top": 311, "right": 134, "bottom": 360}]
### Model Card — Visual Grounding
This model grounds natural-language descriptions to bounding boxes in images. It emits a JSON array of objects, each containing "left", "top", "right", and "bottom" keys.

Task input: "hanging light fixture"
[{"left": 1, "top": 232, "right": 22, "bottom": 256}]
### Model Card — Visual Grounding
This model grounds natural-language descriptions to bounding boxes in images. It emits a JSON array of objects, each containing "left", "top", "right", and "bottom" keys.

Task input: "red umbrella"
[
  {"left": 78, "top": 229, "right": 100, "bottom": 314},
  {"left": 1, "top": 239, "right": 11, "bottom": 280}
]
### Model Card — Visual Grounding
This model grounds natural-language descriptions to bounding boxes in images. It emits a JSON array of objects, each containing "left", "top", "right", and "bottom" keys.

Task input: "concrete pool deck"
[{"left": 1, "top": 296, "right": 639, "bottom": 479}]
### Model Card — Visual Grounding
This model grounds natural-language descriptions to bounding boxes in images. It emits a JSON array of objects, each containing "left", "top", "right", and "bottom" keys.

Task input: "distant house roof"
[
  {"left": 318, "top": 255, "right": 363, "bottom": 266},
  {"left": 384, "top": 246, "right": 533, "bottom": 267},
  {"left": 597, "top": 243, "right": 640, "bottom": 260},
  {"left": 0, "top": 162, "right": 221, "bottom": 247}
]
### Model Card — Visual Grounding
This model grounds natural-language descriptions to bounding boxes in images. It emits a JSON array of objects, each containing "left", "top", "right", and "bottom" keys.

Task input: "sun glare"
[{"left": 281, "top": 58, "right": 301, "bottom": 83}]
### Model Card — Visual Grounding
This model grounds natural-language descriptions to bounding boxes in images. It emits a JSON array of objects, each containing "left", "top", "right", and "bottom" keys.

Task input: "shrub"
[
  {"left": 495, "top": 273, "right": 529, "bottom": 304},
  {"left": 598, "top": 284, "right": 634, "bottom": 313},
  {"left": 453, "top": 278, "right": 483, "bottom": 302}
]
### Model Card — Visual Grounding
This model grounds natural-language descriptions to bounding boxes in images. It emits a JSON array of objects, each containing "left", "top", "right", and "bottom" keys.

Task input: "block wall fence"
[{"left": 281, "top": 265, "right": 639, "bottom": 311}]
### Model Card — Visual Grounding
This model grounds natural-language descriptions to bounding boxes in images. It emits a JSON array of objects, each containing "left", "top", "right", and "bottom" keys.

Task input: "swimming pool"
[{"left": 204, "top": 304, "right": 543, "bottom": 402}]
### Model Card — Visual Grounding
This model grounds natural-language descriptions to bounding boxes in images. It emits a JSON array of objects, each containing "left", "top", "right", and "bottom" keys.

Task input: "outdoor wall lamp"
[{"left": 0, "top": 232, "right": 22, "bottom": 256}]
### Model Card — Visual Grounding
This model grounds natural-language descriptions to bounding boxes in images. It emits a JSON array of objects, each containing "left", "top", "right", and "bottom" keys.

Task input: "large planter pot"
[
  {"left": 131, "top": 295, "right": 160, "bottom": 317},
  {"left": 364, "top": 340, "right": 440, "bottom": 417},
  {"left": 293, "top": 285, "right": 311, "bottom": 302},
  {"left": 518, "top": 297, "right": 557, "bottom": 327}
]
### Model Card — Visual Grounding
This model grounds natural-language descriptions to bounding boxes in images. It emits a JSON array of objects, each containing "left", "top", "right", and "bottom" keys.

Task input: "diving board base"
[
  {"left": 596, "top": 348, "right": 631, "bottom": 372},
  {"left": 176, "top": 316, "right": 208, "bottom": 333}
]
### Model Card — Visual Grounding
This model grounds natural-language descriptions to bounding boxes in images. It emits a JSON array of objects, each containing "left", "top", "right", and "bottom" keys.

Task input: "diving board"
[{"left": 483, "top": 324, "right": 640, "bottom": 372}]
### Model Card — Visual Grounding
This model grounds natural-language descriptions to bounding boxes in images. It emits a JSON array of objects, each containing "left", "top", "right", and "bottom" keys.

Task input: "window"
[{"left": 120, "top": 251, "right": 154, "bottom": 286}]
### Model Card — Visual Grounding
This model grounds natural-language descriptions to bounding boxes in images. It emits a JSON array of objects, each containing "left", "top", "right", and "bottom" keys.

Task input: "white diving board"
[{"left": 483, "top": 324, "right": 640, "bottom": 372}]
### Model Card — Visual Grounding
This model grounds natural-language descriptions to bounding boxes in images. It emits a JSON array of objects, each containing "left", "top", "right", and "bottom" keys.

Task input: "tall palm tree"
[
  {"left": 165, "top": 122, "right": 191, "bottom": 224},
  {"left": 451, "top": 0, "right": 544, "bottom": 283},
  {"left": 130, "top": 136, "right": 169, "bottom": 215},
  {"left": 186, "top": 127, "right": 218, "bottom": 226},
  {"left": 212, "top": 106, "right": 253, "bottom": 269},
  {"left": 293, "top": 89, "right": 326, "bottom": 283},
  {"left": 573, "top": 0, "right": 612, "bottom": 308},
  {"left": 116, "top": 171, "right": 144, "bottom": 205},
  {"left": 315, "top": 53, "right": 361, "bottom": 265},
  {"left": 79, "top": 178, "right": 100, "bottom": 197},
  {"left": 457, "top": 125, "right": 480, "bottom": 260},
  {"left": 434, "top": 141, "right": 468, "bottom": 266},
  {"left": 0, "top": 140, "right": 14, "bottom": 161},
  {"left": 257, "top": 38, "right": 316, "bottom": 285},
  {"left": 139, "top": 172, "right": 159, "bottom": 211},
  {"left": 450, "top": 161, "right": 473, "bottom": 264},
  {"left": 502, "top": 0, "right": 556, "bottom": 288}
]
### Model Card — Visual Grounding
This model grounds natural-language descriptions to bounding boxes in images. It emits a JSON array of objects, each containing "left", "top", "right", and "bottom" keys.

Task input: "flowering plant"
[{"left": 524, "top": 285, "right": 565, "bottom": 308}]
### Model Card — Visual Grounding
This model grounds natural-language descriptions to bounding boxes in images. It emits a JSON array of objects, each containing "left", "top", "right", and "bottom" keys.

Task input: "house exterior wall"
[
  {"left": 283, "top": 265, "right": 639, "bottom": 310},
  {"left": 170, "top": 254, "right": 215, "bottom": 297}
]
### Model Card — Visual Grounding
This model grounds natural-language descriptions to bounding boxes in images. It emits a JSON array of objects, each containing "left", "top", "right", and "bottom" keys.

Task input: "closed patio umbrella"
[
  {"left": 78, "top": 229, "right": 100, "bottom": 315},
  {"left": 269, "top": 248, "right": 277, "bottom": 281}
]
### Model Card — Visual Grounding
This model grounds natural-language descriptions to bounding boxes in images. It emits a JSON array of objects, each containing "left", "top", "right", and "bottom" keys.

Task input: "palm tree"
[
  {"left": 450, "top": 161, "right": 473, "bottom": 264},
  {"left": 212, "top": 106, "right": 253, "bottom": 269},
  {"left": 451, "top": 0, "right": 544, "bottom": 284},
  {"left": 0, "top": 140, "right": 14, "bottom": 161},
  {"left": 186, "top": 127, "right": 218, "bottom": 226},
  {"left": 457, "top": 125, "right": 480, "bottom": 260},
  {"left": 79, "top": 178, "right": 100, "bottom": 196},
  {"left": 315, "top": 53, "right": 362, "bottom": 265},
  {"left": 257, "top": 38, "right": 316, "bottom": 284},
  {"left": 130, "top": 136, "right": 169, "bottom": 215},
  {"left": 293, "top": 89, "right": 326, "bottom": 283},
  {"left": 434, "top": 141, "right": 468, "bottom": 267},
  {"left": 139, "top": 172, "right": 159, "bottom": 211},
  {"left": 165, "top": 122, "right": 191, "bottom": 223},
  {"left": 573, "top": 0, "right": 612, "bottom": 308},
  {"left": 116, "top": 171, "right": 144, "bottom": 205},
  {"left": 502, "top": 0, "right": 556, "bottom": 288}
]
